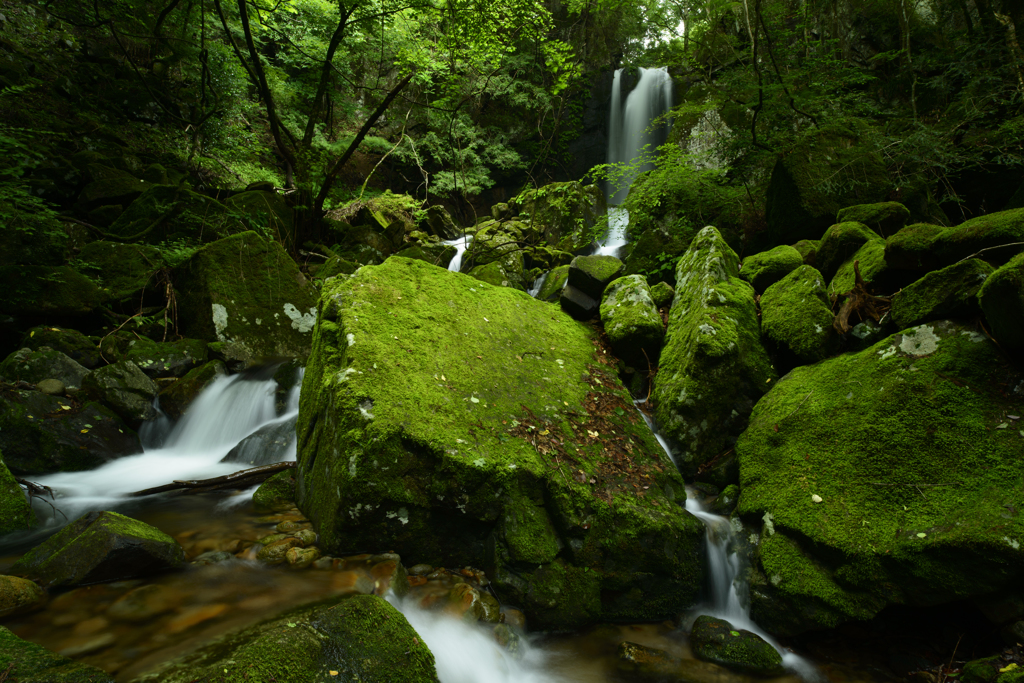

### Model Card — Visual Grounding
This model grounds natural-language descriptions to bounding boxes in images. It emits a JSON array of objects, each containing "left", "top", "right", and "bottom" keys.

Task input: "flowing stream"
[{"left": 444, "top": 234, "right": 473, "bottom": 273}]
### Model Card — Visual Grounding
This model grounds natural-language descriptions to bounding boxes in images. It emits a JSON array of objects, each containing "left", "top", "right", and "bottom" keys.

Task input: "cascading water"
[{"left": 444, "top": 234, "right": 473, "bottom": 273}]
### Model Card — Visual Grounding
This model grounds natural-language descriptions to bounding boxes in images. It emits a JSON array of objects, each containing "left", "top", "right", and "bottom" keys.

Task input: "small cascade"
[
  {"left": 444, "top": 235, "right": 473, "bottom": 273},
  {"left": 528, "top": 271, "right": 548, "bottom": 298},
  {"left": 595, "top": 207, "right": 630, "bottom": 257}
]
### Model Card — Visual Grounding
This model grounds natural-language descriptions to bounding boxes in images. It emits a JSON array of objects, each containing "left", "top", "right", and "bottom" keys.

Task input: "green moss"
[
  {"left": 0, "top": 449, "right": 36, "bottom": 535},
  {"left": 828, "top": 239, "right": 891, "bottom": 295},
  {"left": 0, "top": 626, "right": 114, "bottom": 682},
  {"left": 122, "top": 337, "right": 208, "bottom": 379},
  {"left": 468, "top": 261, "right": 520, "bottom": 289},
  {"left": 890, "top": 259, "right": 994, "bottom": 329},
  {"left": 886, "top": 209, "right": 1024, "bottom": 272},
  {"left": 253, "top": 469, "right": 297, "bottom": 511},
  {"left": 0, "top": 265, "right": 104, "bottom": 317},
  {"left": 653, "top": 227, "right": 777, "bottom": 477},
  {"left": 225, "top": 190, "right": 294, "bottom": 244},
  {"left": 792, "top": 239, "right": 819, "bottom": 267},
  {"left": 77, "top": 241, "right": 167, "bottom": 304},
  {"left": 963, "top": 656, "right": 1002, "bottom": 683},
  {"left": 107, "top": 185, "right": 246, "bottom": 245},
  {"left": 599, "top": 275, "right": 663, "bottom": 369},
  {"left": 20, "top": 326, "right": 100, "bottom": 369},
  {"left": 649, "top": 281, "right": 674, "bottom": 308},
  {"left": 816, "top": 221, "right": 883, "bottom": 281},
  {"left": 464, "top": 222, "right": 526, "bottom": 288},
  {"left": 739, "top": 245, "right": 803, "bottom": 292},
  {"left": 885, "top": 222, "right": 946, "bottom": 270},
  {"left": 836, "top": 202, "right": 911, "bottom": 238},
  {"left": 537, "top": 265, "right": 569, "bottom": 302},
  {"left": 689, "top": 615, "right": 784, "bottom": 676},
  {"left": 760, "top": 265, "right": 839, "bottom": 366},
  {"left": 512, "top": 181, "right": 604, "bottom": 252},
  {"left": 737, "top": 321, "right": 1024, "bottom": 635},
  {"left": 978, "top": 251, "right": 1024, "bottom": 350}
]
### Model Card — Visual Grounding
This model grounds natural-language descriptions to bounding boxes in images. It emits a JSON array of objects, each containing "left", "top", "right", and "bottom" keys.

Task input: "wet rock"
[
  {"left": 105, "top": 584, "right": 173, "bottom": 622},
  {"left": 286, "top": 546, "right": 321, "bottom": 568},
  {"left": 493, "top": 623, "right": 521, "bottom": 656},
  {"left": 132, "top": 594, "right": 438, "bottom": 683},
  {"left": 158, "top": 360, "right": 227, "bottom": 419},
  {"left": 0, "top": 453, "right": 35, "bottom": 536},
  {"left": 0, "top": 575, "right": 46, "bottom": 617},
  {"left": 739, "top": 245, "right": 803, "bottom": 293},
  {"left": 81, "top": 360, "right": 158, "bottom": 427},
  {"left": 567, "top": 254, "right": 623, "bottom": 300},
  {"left": 221, "top": 416, "right": 296, "bottom": 466},
  {"left": 617, "top": 641, "right": 687, "bottom": 681},
  {"left": 600, "top": 275, "right": 664, "bottom": 370},
  {"left": 502, "top": 607, "right": 526, "bottom": 630},
  {"left": 0, "top": 347, "right": 90, "bottom": 390},
  {"left": 890, "top": 258, "right": 993, "bottom": 329},
  {"left": 649, "top": 281, "right": 674, "bottom": 308},
  {"left": 979, "top": 251, "right": 1024, "bottom": 351},
  {"left": 708, "top": 484, "right": 739, "bottom": 516},
  {"left": 536, "top": 264, "right": 569, "bottom": 302},
  {"left": 11, "top": 511, "right": 185, "bottom": 588},
  {"left": 256, "top": 537, "right": 302, "bottom": 564},
  {"left": 293, "top": 529, "right": 317, "bottom": 547},
  {"left": 836, "top": 201, "right": 911, "bottom": 238},
  {"left": 276, "top": 520, "right": 310, "bottom": 533},
  {"left": 20, "top": 326, "right": 101, "bottom": 369},
  {"left": 559, "top": 284, "right": 599, "bottom": 320},
  {"left": 0, "top": 625, "right": 115, "bottom": 683},
  {"left": 689, "top": 615, "right": 784, "bottom": 676},
  {"left": 252, "top": 469, "right": 296, "bottom": 511},
  {"left": 760, "top": 265, "right": 839, "bottom": 367},
  {"left": 653, "top": 227, "right": 776, "bottom": 477},
  {"left": 962, "top": 656, "right": 1002, "bottom": 683},
  {"left": 124, "top": 337, "right": 208, "bottom": 379},
  {"left": 370, "top": 558, "right": 409, "bottom": 597},
  {"left": 0, "top": 391, "right": 141, "bottom": 475}
]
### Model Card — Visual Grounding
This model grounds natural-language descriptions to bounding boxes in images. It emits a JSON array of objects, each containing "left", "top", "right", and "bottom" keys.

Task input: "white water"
[
  {"left": 444, "top": 235, "right": 473, "bottom": 273},
  {"left": 606, "top": 67, "right": 673, "bottom": 206},
  {"left": 528, "top": 271, "right": 548, "bottom": 298},
  {"left": 31, "top": 371, "right": 302, "bottom": 523},
  {"left": 595, "top": 207, "right": 630, "bottom": 257}
]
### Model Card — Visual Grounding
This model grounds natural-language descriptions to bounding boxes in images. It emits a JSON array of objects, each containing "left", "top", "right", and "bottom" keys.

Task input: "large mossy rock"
[
  {"left": 81, "top": 360, "right": 158, "bottom": 427},
  {"left": 0, "top": 347, "right": 90, "bottom": 390},
  {"left": 0, "top": 265, "right": 105, "bottom": 317},
  {"left": 253, "top": 469, "right": 296, "bottom": 511},
  {"left": 11, "top": 510, "right": 185, "bottom": 588},
  {"left": 76, "top": 241, "right": 167, "bottom": 305},
  {"left": 123, "top": 337, "right": 208, "bottom": 379},
  {"left": 106, "top": 185, "right": 247, "bottom": 244},
  {"left": 536, "top": 264, "right": 569, "bottom": 302},
  {"left": 174, "top": 231, "right": 318, "bottom": 365},
  {"left": 764, "top": 124, "right": 891, "bottom": 246},
  {"left": 886, "top": 208, "right": 1024, "bottom": 272},
  {"left": 653, "top": 227, "right": 776, "bottom": 478},
  {"left": 224, "top": 189, "right": 294, "bottom": 245},
  {"left": 737, "top": 321, "right": 1024, "bottom": 636},
  {"left": 568, "top": 255, "right": 624, "bottom": 300},
  {"left": 0, "top": 575, "right": 45, "bottom": 617},
  {"left": 828, "top": 239, "right": 902, "bottom": 296},
  {"left": 836, "top": 201, "right": 910, "bottom": 238},
  {"left": 978, "top": 251, "right": 1024, "bottom": 351},
  {"left": 133, "top": 594, "right": 438, "bottom": 683},
  {"left": 297, "top": 258, "right": 703, "bottom": 629},
  {"left": 20, "top": 326, "right": 100, "bottom": 369},
  {"left": 689, "top": 615, "right": 784, "bottom": 676},
  {"left": 0, "top": 389, "right": 140, "bottom": 475},
  {"left": 599, "top": 275, "right": 664, "bottom": 370},
  {"left": 0, "top": 451, "right": 35, "bottom": 535},
  {"left": 0, "top": 625, "right": 114, "bottom": 683},
  {"left": 890, "top": 259, "right": 994, "bottom": 330},
  {"left": 463, "top": 221, "right": 527, "bottom": 289},
  {"left": 816, "top": 221, "right": 883, "bottom": 282},
  {"left": 739, "top": 245, "right": 803, "bottom": 293},
  {"left": 512, "top": 181, "right": 605, "bottom": 252},
  {"left": 760, "top": 265, "right": 839, "bottom": 366}
]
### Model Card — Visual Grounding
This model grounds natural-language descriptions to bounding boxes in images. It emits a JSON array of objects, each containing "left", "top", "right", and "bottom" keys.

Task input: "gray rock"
[
  {"left": 559, "top": 284, "right": 599, "bottom": 320},
  {"left": 0, "top": 347, "right": 90, "bottom": 390},
  {"left": 567, "top": 255, "right": 623, "bottom": 300},
  {"left": 82, "top": 360, "right": 158, "bottom": 427},
  {"left": 35, "top": 379, "right": 65, "bottom": 396},
  {"left": 221, "top": 417, "right": 296, "bottom": 466}
]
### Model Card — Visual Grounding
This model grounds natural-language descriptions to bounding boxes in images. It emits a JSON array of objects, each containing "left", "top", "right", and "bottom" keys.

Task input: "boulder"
[
  {"left": 77, "top": 166, "right": 149, "bottom": 209},
  {"left": 0, "top": 347, "right": 90, "bottom": 390},
  {"left": 622, "top": 227, "right": 689, "bottom": 286},
  {"left": 567, "top": 255, "right": 624, "bottom": 300},
  {"left": 423, "top": 205, "right": 460, "bottom": 240},
  {"left": 0, "top": 265, "right": 105, "bottom": 317},
  {"left": 224, "top": 189, "right": 294, "bottom": 245},
  {"left": 20, "top": 326, "right": 100, "bottom": 369},
  {"left": 837, "top": 201, "right": 911, "bottom": 238},
  {"left": 253, "top": 469, "right": 296, "bottom": 511},
  {"left": 158, "top": 360, "right": 227, "bottom": 419},
  {"left": 0, "top": 391, "right": 140, "bottom": 475},
  {"left": 123, "top": 337, "right": 208, "bottom": 378},
  {"left": 600, "top": 275, "right": 664, "bottom": 370},
  {"left": 979, "top": 251, "right": 1024, "bottom": 351},
  {"left": 650, "top": 281, "right": 675, "bottom": 308},
  {"left": 689, "top": 615, "right": 784, "bottom": 676},
  {"left": 82, "top": 360, "right": 158, "bottom": 427},
  {"left": 886, "top": 208, "right": 1024, "bottom": 272},
  {"left": 0, "top": 575, "right": 45, "bottom": 617},
  {"left": 760, "top": 265, "right": 839, "bottom": 366},
  {"left": 828, "top": 239, "right": 902, "bottom": 296},
  {"left": 792, "top": 239, "right": 819, "bottom": 266},
  {"left": 174, "top": 231, "right": 319, "bottom": 365},
  {"left": 315, "top": 255, "right": 359, "bottom": 280},
  {"left": 463, "top": 222, "right": 526, "bottom": 289},
  {"left": 11, "top": 510, "right": 185, "bottom": 588},
  {"left": 653, "top": 227, "right": 777, "bottom": 478},
  {"left": 468, "top": 261, "right": 520, "bottom": 289},
  {"left": 0, "top": 625, "right": 114, "bottom": 683},
  {"left": 131, "top": 594, "right": 438, "bottom": 683},
  {"left": 0, "top": 452, "right": 35, "bottom": 535},
  {"left": 890, "top": 259, "right": 994, "bottom": 329},
  {"left": 221, "top": 416, "right": 295, "bottom": 466},
  {"left": 512, "top": 181, "right": 605, "bottom": 252},
  {"left": 392, "top": 244, "right": 457, "bottom": 269},
  {"left": 816, "top": 221, "right": 884, "bottom": 282},
  {"left": 76, "top": 241, "right": 166, "bottom": 304},
  {"left": 106, "top": 185, "right": 247, "bottom": 245},
  {"left": 536, "top": 264, "right": 569, "bottom": 302},
  {"left": 559, "top": 284, "right": 600, "bottom": 320},
  {"left": 298, "top": 257, "right": 703, "bottom": 629},
  {"left": 739, "top": 245, "right": 803, "bottom": 292},
  {"left": 738, "top": 321, "right": 1024, "bottom": 636}
]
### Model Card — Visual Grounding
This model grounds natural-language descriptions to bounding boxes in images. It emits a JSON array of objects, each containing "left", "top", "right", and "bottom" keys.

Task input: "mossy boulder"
[
  {"left": 653, "top": 227, "right": 777, "bottom": 478},
  {"left": 765, "top": 124, "right": 891, "bottom": 246},
  {"left": 979, "top": 251, "right": 1024, "bottom": 351},
  {"left": 0, "top": 575, "right": 45, "bottom": 617},
  {"left": 174, "top": 231, "right": 318, "bottom": 365},
  {"left": 890, "top": 259, "right": 994, "bottom": 330},
  {"left": 512, "top": 181, "right": 605, "bottom": 252},
  {"left": 962, "top": 656, "right": 1003, "bottom": 683},
  {"left": 0, "top": 451, "right": 35, "bottom": 536},
  {"left": 0, "top": 346, "right": 90, "bottom": 390},
  {"left": 792, "top": 239, "right": 819, "bottom": 267},
  {"left": 761, "top": 265, "right": 839, "bottom": 366},
  {"left": 392, "top": 243, "right": 457, "bottom": 269},
  {"left": 224, "top": 189, "right": 294, "bottom": 245},
  {"left": 315, "top": 256, "right": 360, "bottom": 280},
  {"left": 0, "top": 265, "right": 105, "bottom": 317},
  {"left": 600, "top": 275, "right": 664, "bottom": 370},
  {"left": 568, "top": 255, "right": 624, "bottom": 300},
  {"left": 837, "top": 201, "right": 911, "bottom": 238},
  {"left": 816, "top": 222, "right": 884, "bottom": 282},
  {"left": 82, "top": 360, "right": 158, "bottom": 427},
  {"left": 828, "top": 239, "right": 900, "bottom": 296},
  {"left": 0, "top": 625, "right": 115, "bottom": 683},
  {"left": 738, "top": 321, "right": 1024, "bottom": 636},
  {"left": 132, "top": 594, "right": 438, "bottom": 683},
  {"left": 689, "top": 615, "right": 784, "bottom": 676},
  {"left": 77, "top": 166, "right": 149, "bottom": 209},
  {"left": 20, "top": 326, "right": 100, "bottom": 369},
  {"left": 297, "top": 257, "right": 704, "bottom": 629},
  {"left": 253, "top": 469, "right": 296, "bottom": 511},
  {"left": 463, "top": 222, "right": 526, "bottom": 289},
  {"left": 739, "top": 245, "right": 803, "bottom": 293},
  {"left": 468, "top": 261, "right": 519, "bottom": 289},
  {"left": 886, "top": 209, "right": 1024, "bottom": 272},
  {"left": 536, "top": 264, "right": 569, "bottom": 302},
  {"left": 105, "top": 185, "right": 246, "bottom": 245},
  {"left": 0, "top": 389, "right": 140, "bottom": 475},
  {"left": 622, "top": 227, "right": 689, "bottom": 286},
  {"left": 76, "top": 241, "right": 167, "bottom": 305},
  {"left": 422, "top": 204, "right": 460, "bottom": 240},
  {"left": 123, "top": 337, "right": 208, "bottom": 378},
  {"left": 12, "top": 510, "right": 185, "bottom": 588},
  {"left": 157, "top": 360, "right": 226, "bottom": 419}
]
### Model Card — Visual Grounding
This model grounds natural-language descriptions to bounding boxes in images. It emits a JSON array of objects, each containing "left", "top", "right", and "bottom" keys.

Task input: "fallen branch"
[
  {"left": 954, "top": 241, "right": 1024, "bottom": 265},
  {"left": 16, "top": 477, "right": 68, "bottom": 522},
  {"left": 833, "top": 261, "right": 891, "bottom": 335},
  {"left": 129, "top": 462, "right": 295, "bottom": 497}
]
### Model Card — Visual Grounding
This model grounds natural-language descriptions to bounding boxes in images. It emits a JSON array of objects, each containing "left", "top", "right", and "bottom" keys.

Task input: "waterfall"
[{"left": 444, "top": 235, "right": 473, "bottom": 273}]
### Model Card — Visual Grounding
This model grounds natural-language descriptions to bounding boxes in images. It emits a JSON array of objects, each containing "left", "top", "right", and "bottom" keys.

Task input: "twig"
[
  {"left": 954, "top": 242, "right": 1024, "bottom": 265},
  {"left": 16, "top": 477, "right": 67, "bottom": 522},
  {"left": 780, "top": 391, "right": 813, "bottom": 423},
  {"left": 0, "top": 661, "right": 15, "bottom": 683}
]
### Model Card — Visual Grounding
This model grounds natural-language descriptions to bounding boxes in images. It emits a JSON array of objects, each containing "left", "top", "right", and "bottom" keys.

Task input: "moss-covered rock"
[
  {"left": 77, "top": 167, "right": 149, "bottom": 209},
  {"left": 0, "top": 389, "right": 140, "bottom": 475},
  {"left": 0, "top": 625, "right": 114, "bottom": 683},
  {"left": 0, "top": 346, "right": 90, "bottom": 390},
  {"left": 0, "top": 575, "right": 45, "bottom": 617},
  {"left": 133, "top": 594, "right": 438, "bottom": 683},
  {"left": 828, "top": 239, "right": 900, "bottom": 296},
  {"left": 568, "top": 255, "right": 624, "bottom": 300},
  {"left": 106, "top": 185, "right": 246, "bottom": 244},
  {"left": 837, "top": 202, "right": 911, "bottom": 238},
  {"left": 886, "top": 208, "right": 1024, "bottom": 272},
  {"left": 653, "top": 227, "right": 777, "bottom": 478},
  {"left": 764, "top": 124, "right": 892, "bottom": 245},
  {"left": 962, "top": 656, "right": 1002, "bottom": 683},
  {"left": 174, "top": 231, "right": 318, "bottom": 365},
  {"left": 253, "top": 469, "right": 296, "bottom": 511},
  {"left": 82, "top": 360, "right": 158, "bottom": 427},
  {"left": 225, "top": 189, "right": 294, "bottom": 245},
  {"left": 709, "top": 484, "right": 739, "bottom": 516},
  {"left": 468, "top": 261, "right": 519, "bottom": 289},
  {"left": 689, "top": 615, "right": 784, "bottom": 676},
  {"left": 512, "top": 181, "right": 605, "bottom": 252},
  {"left": 20, "top": 326, "right": 100, "bottom": 369},
  {"left": 123, "top": 337, "right": 208, "bottom": 378},
  {"left": 738, "top": 321, "right": 1024, "bottom": 636},
  {"left": 890, "top": 259, "right": 994, "bottom": 329},
  {"left": 158, "top": 360, "right": 226, "bottom": 419},
  {"left": 12, "top": 510, "right": 184, "bottom": 588},
  {"left": 816, "top": 222, "right": 884, "bottom": 282},
  {"left": 739, "top": 245, "right": 803, "bottom": 293},
  {"left": 792, "top": 239, "right": 819, "bottom": 267},
  {"left": 463, "top": 222, "right": 526, "bottom": 289},
  {"left": 393, "top": 243, "right": 457, "bottom": 269},
  {"left": 600, "top": 275, "right": 664, "bottom": 370},
  {"left": 978, "top": 251, "right": 1024, "bottom": 351},
  {"left": 650, "top": 281, "right": 674, "bottom": 308},
  {"left": 536, "top": 265, "right": 569, "bottom": 302},
  {"left": 761, "top": 265, "right": 839, "bottom": 366},
  {"left": 622, "top": 227, "right": 689, "bottom": 286},
  {"left": 422, "top": 204, "right": 460, "bottom": 240},
  {"left": 0, "top": 265, "right": 105, "bottom": 317},
  {"left": 297, "top": 257, "right": 703, "bottom": 629},
  {"left": 76, "top": 241, "right": 167, "bottom": 305},
  {"left": 0, "top": 451, "right": 35, "bottom": 536}
]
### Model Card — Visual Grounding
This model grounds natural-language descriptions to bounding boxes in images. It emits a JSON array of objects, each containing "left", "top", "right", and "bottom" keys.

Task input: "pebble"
[
  {"left": 73, "top": 616, "right": 110, "bottom": 636},
  {"left": 256, "top": 538, "right": 302, "bottom": 564},
  {"left": 293, "top": 529, "right": 317, "bottom": 547},
  {"left": 191, "top": 551, "right": 235, "bottom": 566},
  {"left": 276, "top": 521, "right": 311, "bottom": 533},
  {"left": 37, "top": 378, "right": 65, "bottom": 395},
  {"left": 59, "top": 632, "right": 116, "bottom": 657},
  {"left": 286, "top": 546, "right": 321, "bottom": 568},
  {"left": 165, "top": 603, "right": 228, "bottom": 634},
  {"left": 106, "top": 584, "right": 172, "bottom": 622},
  {"left": 408, "top": 564, "right": 433, "bottom": 576}
]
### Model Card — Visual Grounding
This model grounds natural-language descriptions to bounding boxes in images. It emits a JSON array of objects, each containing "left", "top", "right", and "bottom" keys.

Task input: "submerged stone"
[
  {"left": 689, "top": 615, "right": 784, "bottom": 676},
  {"left": 298, "top": 257, "right": 703, "bottom": 630}
]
